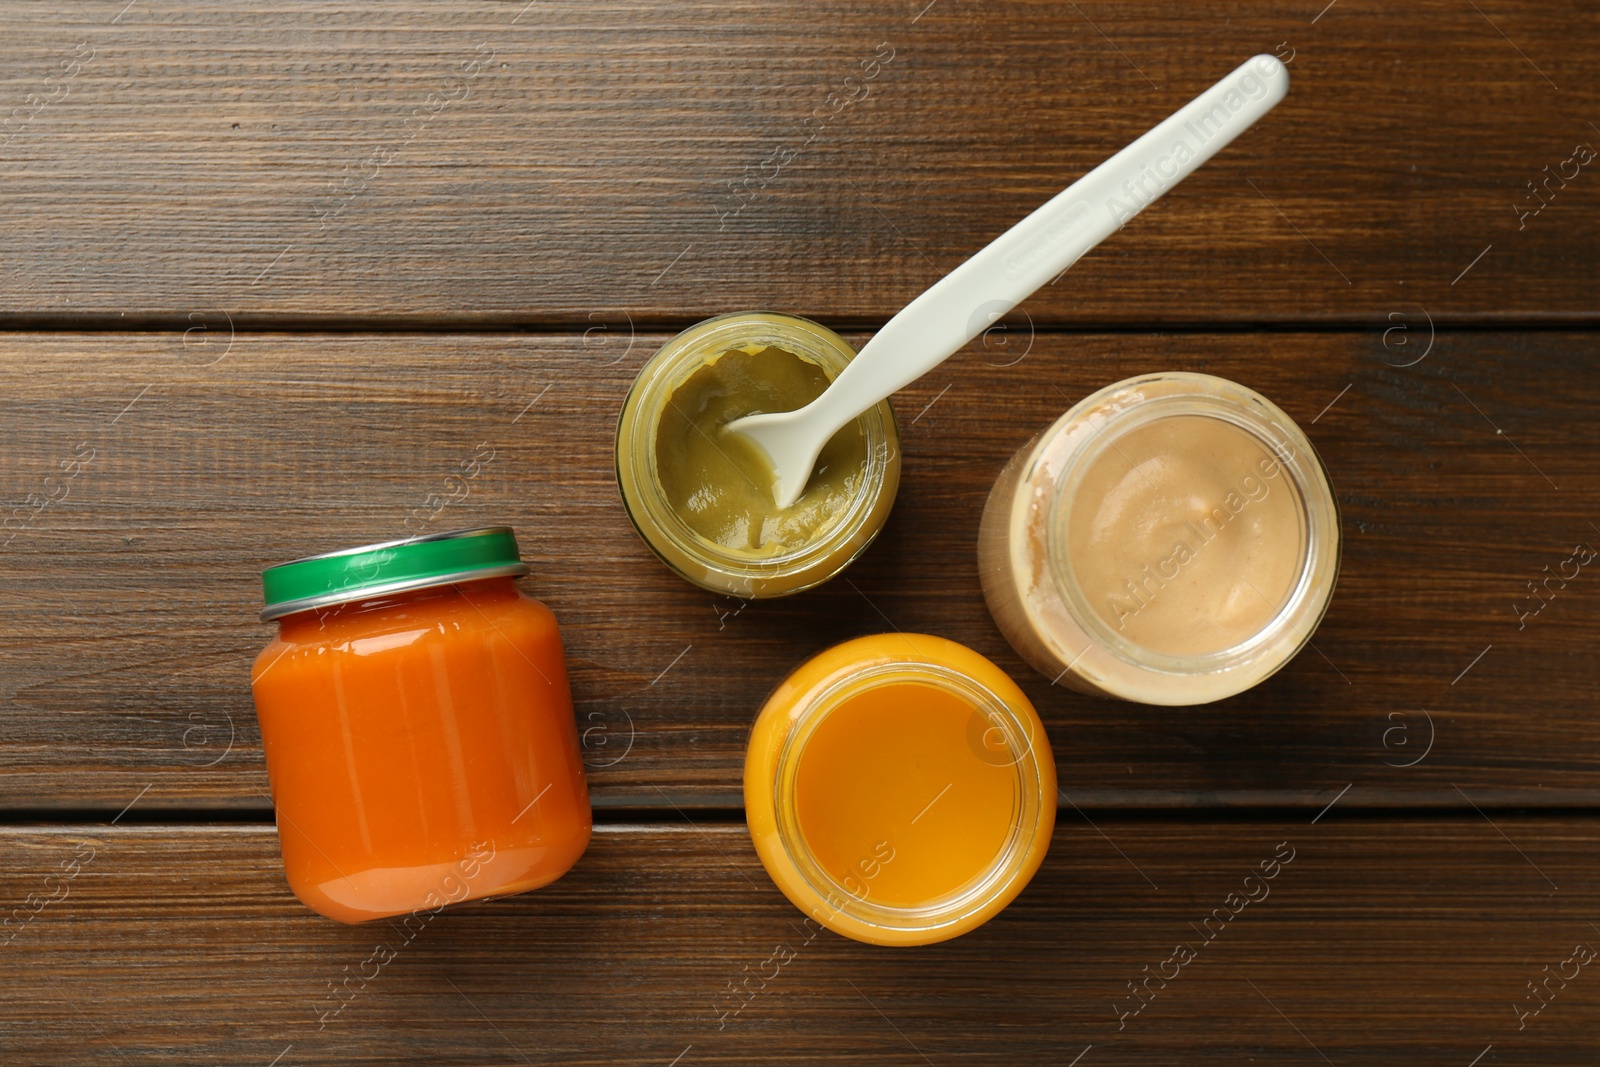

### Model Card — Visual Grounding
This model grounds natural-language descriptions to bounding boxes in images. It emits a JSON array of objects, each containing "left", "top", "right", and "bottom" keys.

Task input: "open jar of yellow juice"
[
  {"left": 615, "top": 313, "right": 901, "bottom": 597},
  {"left": 745, "top": 634, "right": 1055, "bottom": 946}
]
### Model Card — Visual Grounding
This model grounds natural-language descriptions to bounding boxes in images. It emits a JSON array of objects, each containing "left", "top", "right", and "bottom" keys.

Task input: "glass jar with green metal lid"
[
  {"left": 616, "top": 312, "right": 902, "bottom": 597},
  {"left": 251, "top": 526, "right": 591, "bottom": 924}
]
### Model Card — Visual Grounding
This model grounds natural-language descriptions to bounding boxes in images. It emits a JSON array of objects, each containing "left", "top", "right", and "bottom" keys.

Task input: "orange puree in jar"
[
  {"left": 746, "top": 633, "right": 1055, "bottom": 946},
  {"left": 251, "top": 528, "right": 591, "bottom": 924},
  {"left": 794, "top": 681, "right": 1018, "bottom": 909}
]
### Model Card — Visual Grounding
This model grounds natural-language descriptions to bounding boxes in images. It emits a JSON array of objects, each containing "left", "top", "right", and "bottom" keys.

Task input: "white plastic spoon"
[{"left": 729, "top": 54, "right": 1289, "bottom": 508}]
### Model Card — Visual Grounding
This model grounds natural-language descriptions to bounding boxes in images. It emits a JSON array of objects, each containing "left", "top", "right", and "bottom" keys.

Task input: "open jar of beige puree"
[
  {"left": 616, "top": 313, "right": 901, "bottom": 597},
  {"left": 979, "top": 373, "right": 1341, "bottom": 705}
]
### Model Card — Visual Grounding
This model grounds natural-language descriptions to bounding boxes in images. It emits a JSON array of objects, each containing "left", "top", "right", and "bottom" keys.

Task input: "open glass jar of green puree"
[{"left": 616, "top": 313, "right": 901, "bottom": 597}]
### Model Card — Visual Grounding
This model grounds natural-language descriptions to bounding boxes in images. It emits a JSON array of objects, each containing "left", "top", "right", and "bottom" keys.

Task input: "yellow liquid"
[
  {"left": 794, "top": 681, "right": 1018, "bottom": 909},
  {"left": 654, "top": 345, "right": 868, "bottom": 555}
]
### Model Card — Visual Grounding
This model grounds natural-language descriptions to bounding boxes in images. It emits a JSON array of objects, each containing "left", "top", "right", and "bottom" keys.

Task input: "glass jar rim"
[
  {"left": 770, "top": 660, "right": 1048, "bottom": 936},
  {"left": 1018, "top": 372, "right": 1341, "bottom": 699},
  {"left": 1047, "top": 384, "right": 1319, "bottom": 672},
  {"left": 615, "top": 312, "right": 899, "bottom": 594}
]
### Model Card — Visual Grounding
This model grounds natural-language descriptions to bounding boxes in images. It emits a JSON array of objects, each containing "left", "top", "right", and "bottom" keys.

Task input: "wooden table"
[{"left": 2, "top": 2, "right": 1596, "bottom": 1063}]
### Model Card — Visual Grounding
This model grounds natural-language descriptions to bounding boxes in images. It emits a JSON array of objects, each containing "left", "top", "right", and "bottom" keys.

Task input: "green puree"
[{"left": 656, "top": 345, "right": 868, "bottom": 555}]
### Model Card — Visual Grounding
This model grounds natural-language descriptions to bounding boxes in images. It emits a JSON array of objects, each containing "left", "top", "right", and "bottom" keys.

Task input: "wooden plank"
[
  {"left": 0, "top": 2, "right": 1595, "bottom": 324},
  {"left": 0, "top": 818, "right": 1595, "bottom": 1064},
  {"left": 1, "top": 330, "right": 1595, "bottom": 810}
]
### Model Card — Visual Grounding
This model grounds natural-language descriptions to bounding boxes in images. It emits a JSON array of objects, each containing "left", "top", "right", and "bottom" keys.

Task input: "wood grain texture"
[
  {"left": 0, "top": 819, "right": 1595, "bottom": 1064},
  {"left": 1, "top": 330, "right": 1595, "bottom": 810},
  {"left": 1, "top": 1, "right": 1594, "bottom": 1060},
  {"left": 0, "top": 1, "right": 1595, "bottom": 325}
]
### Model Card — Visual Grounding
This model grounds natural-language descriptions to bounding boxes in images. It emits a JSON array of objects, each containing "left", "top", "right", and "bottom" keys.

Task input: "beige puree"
[
  {"left": 978, "top": 372, "right": 1340, "bottom": 705},
  {"left": 1065, "top": 415, "right": 1301, "bottom": 657}
]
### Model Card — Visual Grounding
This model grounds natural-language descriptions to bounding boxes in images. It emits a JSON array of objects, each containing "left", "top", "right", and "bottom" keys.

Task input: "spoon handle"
[{"left": 823, "top": 54, "right": 1288, "bottom": 426}]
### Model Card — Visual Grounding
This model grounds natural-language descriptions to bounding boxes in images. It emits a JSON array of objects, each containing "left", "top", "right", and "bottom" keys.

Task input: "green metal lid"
[{"left": 260, "top": 526, "right": 530, "bottom": 621}]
